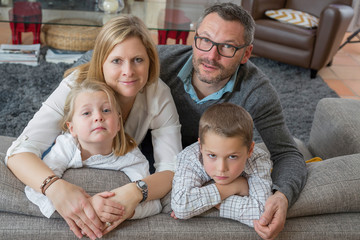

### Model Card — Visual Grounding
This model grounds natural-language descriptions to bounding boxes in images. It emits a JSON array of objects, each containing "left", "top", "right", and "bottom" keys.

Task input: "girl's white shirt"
[{"left": 6, "top": 71, "right": 182, "bottom": 172}]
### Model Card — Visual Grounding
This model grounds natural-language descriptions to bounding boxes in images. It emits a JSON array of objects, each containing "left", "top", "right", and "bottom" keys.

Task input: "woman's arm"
[{"left": 7, "top": 152, "right": 104, "bottom": 240}]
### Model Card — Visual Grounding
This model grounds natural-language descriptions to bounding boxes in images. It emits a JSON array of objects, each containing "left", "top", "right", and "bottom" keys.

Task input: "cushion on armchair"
[{"left": 265, "top": 9, "right": 319, "bottom": 28}]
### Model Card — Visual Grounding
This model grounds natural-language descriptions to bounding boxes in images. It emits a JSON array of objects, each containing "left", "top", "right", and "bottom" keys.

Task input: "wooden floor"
[{"left": 0, "top": 22, "right": 359, "bottom": 100}]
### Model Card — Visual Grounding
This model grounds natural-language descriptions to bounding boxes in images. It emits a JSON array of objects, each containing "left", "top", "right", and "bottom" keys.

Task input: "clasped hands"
[{"left": 48, "top": 180, "right": 138, "bottom": 240}]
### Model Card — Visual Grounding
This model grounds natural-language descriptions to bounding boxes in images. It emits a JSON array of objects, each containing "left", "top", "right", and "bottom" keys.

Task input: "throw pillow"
[{"left": 265, "top": 9, "right": 319, "bottom": 28}]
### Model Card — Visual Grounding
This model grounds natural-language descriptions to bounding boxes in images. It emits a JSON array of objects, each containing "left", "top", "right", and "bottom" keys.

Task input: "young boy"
[{"left": 171, "top": 103, "right": 272, "bottom": 227}]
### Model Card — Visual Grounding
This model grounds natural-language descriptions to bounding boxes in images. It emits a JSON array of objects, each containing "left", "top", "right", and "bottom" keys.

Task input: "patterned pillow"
[{"left": 265, "top": 9, "right": 319, "bottom": 28}]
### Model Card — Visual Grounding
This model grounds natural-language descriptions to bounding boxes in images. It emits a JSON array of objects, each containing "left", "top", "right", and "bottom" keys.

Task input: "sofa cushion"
[
  {"left": 265, "top": 9, "right": 319, "bottom": 28},
  {"left": 308, "top": 98, "right": 360, "bottom": 159},
  {"left": 287, "top": 153, "right": 360, "bottom": 218},
  {"left": 0, "top": 153, "right": 133, "bottom": 218}
]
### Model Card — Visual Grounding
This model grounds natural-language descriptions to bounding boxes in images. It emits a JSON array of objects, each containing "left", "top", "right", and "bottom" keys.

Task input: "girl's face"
[
  {"left": 103, "top": 36, "right": 150, "bottom": 102},
  {"left": 67, "top": 91, "right": 120, "bottom": 150}
]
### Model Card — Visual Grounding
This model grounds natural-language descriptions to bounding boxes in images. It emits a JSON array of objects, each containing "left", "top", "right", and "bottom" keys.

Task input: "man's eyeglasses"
[{"left": 194, "top": 35, "right": 248, "bottom": 58}]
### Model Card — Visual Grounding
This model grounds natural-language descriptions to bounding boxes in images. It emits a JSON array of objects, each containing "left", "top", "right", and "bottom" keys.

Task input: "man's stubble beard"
[{"left": 192, "top": 56, "right": 239, "bottom": 85}]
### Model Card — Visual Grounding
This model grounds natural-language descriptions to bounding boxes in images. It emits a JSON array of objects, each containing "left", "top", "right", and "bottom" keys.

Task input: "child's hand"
[
  {"left": 233, "top": 176, "right": 249, "bottom": 196},
  {"left": 170, "top": 211, "right": 178, "bottom": 219},
  {"left": 90, "top": 191, "right": 125, "bottom": 223}
]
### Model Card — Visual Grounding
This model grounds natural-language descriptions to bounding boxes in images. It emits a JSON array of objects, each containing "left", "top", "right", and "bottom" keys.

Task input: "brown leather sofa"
[{"left": 242, "top": 0, "right": 354, "bottom": 78}]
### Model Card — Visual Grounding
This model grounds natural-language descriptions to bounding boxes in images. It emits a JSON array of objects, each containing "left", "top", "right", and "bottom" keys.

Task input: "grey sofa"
[{"left": 1, "top": 97, "right": 360, "bottom": 240}]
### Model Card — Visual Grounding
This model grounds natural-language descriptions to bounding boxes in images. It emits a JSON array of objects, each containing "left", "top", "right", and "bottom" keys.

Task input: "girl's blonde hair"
[
  {"left": 65, "top": 15, "right": 159, "bottom": 87},
  {"left": 62, "top": 80, "right": 136, "bottom": 156}
]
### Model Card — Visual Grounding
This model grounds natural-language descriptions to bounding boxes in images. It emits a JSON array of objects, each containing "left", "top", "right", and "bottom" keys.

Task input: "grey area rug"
[{"left": 0, "top": 57, "right": 338, "bottom": 143}]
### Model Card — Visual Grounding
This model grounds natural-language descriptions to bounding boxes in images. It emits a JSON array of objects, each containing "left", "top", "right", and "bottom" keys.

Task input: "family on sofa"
[{"left": 2, "top": 3, "right": 359, "bottom": 240}]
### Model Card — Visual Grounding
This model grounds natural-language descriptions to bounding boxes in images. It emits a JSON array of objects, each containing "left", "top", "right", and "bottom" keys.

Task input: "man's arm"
[{"left": 240, "top": 61, "right": 307, "bottom": 207}]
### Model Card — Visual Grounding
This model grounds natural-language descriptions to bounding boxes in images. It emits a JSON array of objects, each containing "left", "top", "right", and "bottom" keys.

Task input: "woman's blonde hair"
[
  {"left": 62, "top": 80, "right": 136, "bottom": 156},
  {"left": 65, "top": 15, "right": 159, "bottom": 87},
  {"left": 199, "top": 103, "right": 254, "bottom": 150}
]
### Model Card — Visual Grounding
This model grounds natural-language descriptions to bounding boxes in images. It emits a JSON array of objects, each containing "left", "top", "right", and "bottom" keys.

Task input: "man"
[{"left": 157, "top": 3, "right": 307, "bottom": 239}]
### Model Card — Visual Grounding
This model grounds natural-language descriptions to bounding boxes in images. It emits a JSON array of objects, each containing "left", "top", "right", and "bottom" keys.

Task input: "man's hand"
[
  {"left": 90, "top": 192, "right": 125, "bottom": 223},
  {"left": 253, "top": 191, "right": 288, "bottom": 240}
]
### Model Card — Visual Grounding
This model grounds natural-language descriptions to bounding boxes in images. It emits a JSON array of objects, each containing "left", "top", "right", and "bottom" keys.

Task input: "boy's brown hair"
[{"left": 199, "top": 103, "right": 253, "bottom": 149}]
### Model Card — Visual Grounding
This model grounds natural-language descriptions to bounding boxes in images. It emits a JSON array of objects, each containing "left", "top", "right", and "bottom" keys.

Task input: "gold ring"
[{"left": 106, "top": 222, "right": 112, "bottom": 227}]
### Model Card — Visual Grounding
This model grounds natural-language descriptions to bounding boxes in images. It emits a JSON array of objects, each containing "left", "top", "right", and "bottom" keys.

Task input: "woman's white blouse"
[{"left": 6, "top": 72, "right": 182, "bottom": 172}]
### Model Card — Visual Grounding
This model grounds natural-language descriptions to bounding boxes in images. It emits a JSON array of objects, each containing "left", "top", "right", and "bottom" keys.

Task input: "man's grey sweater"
[{"left": 157, "top": 45, "right": 307, "bottom": 207}]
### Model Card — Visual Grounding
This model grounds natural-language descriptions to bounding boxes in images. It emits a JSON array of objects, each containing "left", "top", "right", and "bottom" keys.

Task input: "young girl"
[{"left": 25, "top": 80, "right": 161, "bottom": 224}]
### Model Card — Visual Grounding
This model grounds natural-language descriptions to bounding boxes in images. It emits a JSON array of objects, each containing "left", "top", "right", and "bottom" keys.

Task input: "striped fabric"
[{"left": 265, "top": 9, "right": 319, "bottom": 28}]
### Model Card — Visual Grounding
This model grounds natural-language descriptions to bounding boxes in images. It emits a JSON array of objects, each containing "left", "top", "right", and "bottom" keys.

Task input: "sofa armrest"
[
  {"left": 308, "top": 98, "right": 360, "bottom": 159},
  {"left": 311, "top": 4, "right": 354, "bottom": 69},
  {"left": 242, "top": 0, "right": 286, "bottom": 20}
]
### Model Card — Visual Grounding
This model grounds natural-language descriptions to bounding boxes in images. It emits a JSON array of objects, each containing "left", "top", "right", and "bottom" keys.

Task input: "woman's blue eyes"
[
  {"left": 135, "top": 57, "right": 143, "bottom": 63},
  {"left": 111, "top": 58, "right": 143, "bottom": 64}
]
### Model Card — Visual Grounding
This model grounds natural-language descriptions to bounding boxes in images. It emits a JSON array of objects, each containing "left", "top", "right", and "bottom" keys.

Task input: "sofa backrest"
[{"left": 286, "top": 0, "right": 352, "bottom": 17}]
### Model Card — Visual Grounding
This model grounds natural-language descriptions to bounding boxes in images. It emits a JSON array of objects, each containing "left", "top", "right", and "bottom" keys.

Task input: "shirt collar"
[{"left": 178, "top": 55, "right": 239, "bottom": 104}]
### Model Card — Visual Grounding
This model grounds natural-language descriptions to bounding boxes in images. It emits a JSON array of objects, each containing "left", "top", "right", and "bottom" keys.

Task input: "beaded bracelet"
[{"left": 40, "top": 175, "right": 60, "bottom": 195}]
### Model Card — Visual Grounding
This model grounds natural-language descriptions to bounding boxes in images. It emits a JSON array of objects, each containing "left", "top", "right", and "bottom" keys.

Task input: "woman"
[{"left": 5, "top": 15, "right": 182, "bottom": 239}]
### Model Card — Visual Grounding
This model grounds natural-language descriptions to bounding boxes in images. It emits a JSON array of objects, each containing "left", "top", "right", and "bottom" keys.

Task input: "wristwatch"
[{"left": 134, "top": 180, "right": 148, "bottom": 203}]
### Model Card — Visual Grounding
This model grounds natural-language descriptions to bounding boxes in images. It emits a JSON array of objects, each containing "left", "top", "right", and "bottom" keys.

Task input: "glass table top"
[{"left": 0, "top": 0, "right": 222, "bottom": 31}]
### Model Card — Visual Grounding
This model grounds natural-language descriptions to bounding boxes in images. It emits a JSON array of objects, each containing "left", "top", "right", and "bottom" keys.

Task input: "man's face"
[{"left": 192, "top": 12, "right": 253, "bottom": 85}]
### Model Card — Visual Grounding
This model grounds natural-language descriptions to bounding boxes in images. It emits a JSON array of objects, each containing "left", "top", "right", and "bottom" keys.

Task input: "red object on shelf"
[
  {"left": 158, "top": 9, "right": 191, "bottom": 45},
  {"left": 8, "top": 1, "right": 42, "bottom": 44}
]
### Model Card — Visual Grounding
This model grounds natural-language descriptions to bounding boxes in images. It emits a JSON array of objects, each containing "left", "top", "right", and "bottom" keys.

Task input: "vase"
[{"left": 98, "top": 0, "right": 124, "bottom": 14}]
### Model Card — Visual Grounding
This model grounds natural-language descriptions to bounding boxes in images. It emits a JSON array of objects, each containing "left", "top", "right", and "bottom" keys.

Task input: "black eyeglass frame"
[{"left": 194, "top": 35, "right": 249, "bottom": 58}]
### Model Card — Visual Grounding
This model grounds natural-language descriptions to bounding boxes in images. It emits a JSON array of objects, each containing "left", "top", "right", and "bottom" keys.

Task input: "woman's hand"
[
  {"left": 101, "top": 182, "right": 142, "bottom": 235},
  {"left": 90, "top": 191, "right": 125, "bottom": 223},
  {"left": 46, "top": 180, "right": 104, "bottom": 240}
]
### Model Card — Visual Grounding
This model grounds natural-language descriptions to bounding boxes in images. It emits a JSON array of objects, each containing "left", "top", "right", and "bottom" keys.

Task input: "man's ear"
[
  {"left": 247, "top": 141, "right": 255, "bottom": 158},
  {"left": 67, "top": 122, "right": 77, "bottom": 137},
  {"left": 240, "top": 44, "right": 253, "bottom": 64}
]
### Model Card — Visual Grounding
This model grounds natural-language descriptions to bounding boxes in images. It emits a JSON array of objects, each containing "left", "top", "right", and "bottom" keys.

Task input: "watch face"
[{"left": 138, "top": 180, "right": 147, "bottom": 190}]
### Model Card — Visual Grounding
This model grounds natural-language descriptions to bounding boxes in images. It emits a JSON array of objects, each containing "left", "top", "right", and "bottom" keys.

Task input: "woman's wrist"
[
  {"left": 44, "top": 179, "right": 67, "bottom": 200},
  {"left": 130, "top": 182, "right": 144, "bottom": 203}
]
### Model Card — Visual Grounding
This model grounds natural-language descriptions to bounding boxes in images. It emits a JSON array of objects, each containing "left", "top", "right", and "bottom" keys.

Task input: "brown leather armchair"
[{"left": 242, "top": 0, "right": 354, "bottom": 78}]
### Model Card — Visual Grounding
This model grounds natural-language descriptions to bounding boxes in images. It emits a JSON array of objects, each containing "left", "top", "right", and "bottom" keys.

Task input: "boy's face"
[{"left": 199, "top": 131, "right": 254, "bottom": 185}]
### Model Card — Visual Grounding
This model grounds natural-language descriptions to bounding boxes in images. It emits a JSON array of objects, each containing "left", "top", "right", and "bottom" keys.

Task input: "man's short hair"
[
  {"left": 199, "top": 103, "right": 253, "bottom": 149},
  {"left": 196, "top": 3, "right": 255, "bottom": 46}
]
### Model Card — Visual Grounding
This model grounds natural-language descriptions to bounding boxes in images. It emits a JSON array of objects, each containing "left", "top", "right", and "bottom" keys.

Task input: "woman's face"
[{"left": 103, "top": 36, "right": 150, "bottom": 101}]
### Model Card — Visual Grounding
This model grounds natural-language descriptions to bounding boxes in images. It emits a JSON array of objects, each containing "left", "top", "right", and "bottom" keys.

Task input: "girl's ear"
[
  {"left": 67, "top": 122, "right": 77, "bottom": 137},
  {"left": 198, "top": 137, "right": 201, "bottom": 149},
  {"left": 247, "top": 141, "right": 255, "bottom": 158}
]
